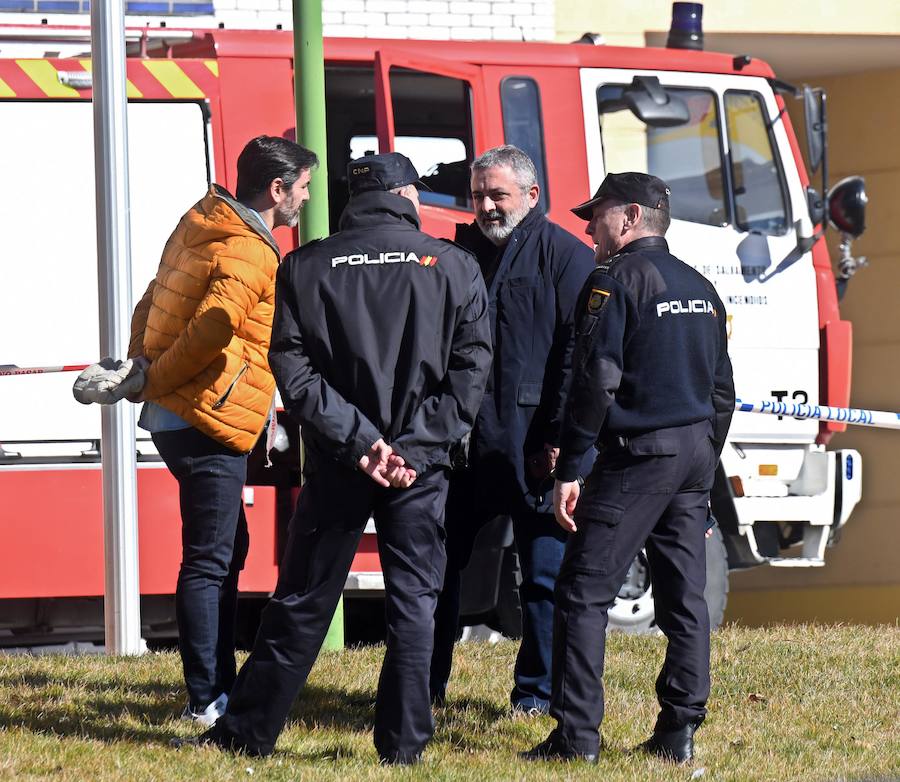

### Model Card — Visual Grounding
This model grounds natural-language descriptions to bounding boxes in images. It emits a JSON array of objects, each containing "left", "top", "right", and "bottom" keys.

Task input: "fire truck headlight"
[{"left": 827, "top": 175, "right": 868, "bottom": 238}]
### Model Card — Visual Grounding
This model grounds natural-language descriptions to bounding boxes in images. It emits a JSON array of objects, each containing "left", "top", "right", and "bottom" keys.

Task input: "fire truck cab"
[{"left": 0, "top": 16, "right": 867, "bottom": 643}]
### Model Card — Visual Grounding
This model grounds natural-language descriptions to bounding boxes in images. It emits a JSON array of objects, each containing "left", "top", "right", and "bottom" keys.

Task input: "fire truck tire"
[
  {"left": 704, "top": 523, "right": 730, "bottom": 630},
  {"left": 607, "top": 525, "right": 730, "bottom": 634}
]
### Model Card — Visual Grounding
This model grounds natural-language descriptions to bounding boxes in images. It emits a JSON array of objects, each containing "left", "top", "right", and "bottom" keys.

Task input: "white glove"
[{"left": 72, "top": 357, "right": 146, "bottom": 405}]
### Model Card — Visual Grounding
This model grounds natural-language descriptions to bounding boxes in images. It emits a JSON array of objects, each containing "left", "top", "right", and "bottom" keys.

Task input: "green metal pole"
[
  {"left": 295, "top": 0, "right": 330, "bottom": 245},
  {"left": 293, "top": 0, "right": 343, "bottom": 650}
]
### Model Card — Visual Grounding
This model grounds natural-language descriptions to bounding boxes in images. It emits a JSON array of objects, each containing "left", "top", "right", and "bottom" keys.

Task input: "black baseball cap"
[
  {"left": 571, "top": 172, "right": 671, "bottom": 220},
  {"left": 347, "top": 152, "right": 431, "bottom": 196}
]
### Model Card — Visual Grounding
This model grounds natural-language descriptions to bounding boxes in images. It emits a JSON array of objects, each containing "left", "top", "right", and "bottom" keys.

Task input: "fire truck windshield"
[
  {"left": 597, "top": 84, "right": 726, "bottom": 227},
  {"left": 595, "top": 82, "right": 789, "bottom": 236}
]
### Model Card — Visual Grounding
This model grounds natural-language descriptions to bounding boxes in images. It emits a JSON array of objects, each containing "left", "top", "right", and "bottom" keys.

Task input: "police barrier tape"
[
  {"left": 735, "top": 398, "right": 900, "bottom": 430},
  {"left": 1, "top": 367, "right": 898, "bottom": 432},
  {"left": 0, "top": 364, "right": 89, "bottom": 377}
]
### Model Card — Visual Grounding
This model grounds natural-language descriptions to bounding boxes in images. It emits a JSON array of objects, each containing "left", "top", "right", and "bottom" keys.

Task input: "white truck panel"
[
  {"left": 727, "top": 347, "right": 819, "bottom": 441},
  {"left": 0, "top": 101, "right": 210, "bottom": 448}
]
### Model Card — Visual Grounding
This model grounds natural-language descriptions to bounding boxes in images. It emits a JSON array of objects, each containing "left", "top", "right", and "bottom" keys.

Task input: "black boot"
[
  {"left": 170, "top": 726, "right": 225, "bottom": 751},
  {"left": 520, "top": 734, "right": 599, "bottom": 763},
  {"left": 638, "top": 720, "right": 700, "bottom": 763},
  {"left": 379, "top": 751, "right": 423, "bottom": 766},
  {"left": 170, "top": 724, "right": 269, "bottom": 756}
]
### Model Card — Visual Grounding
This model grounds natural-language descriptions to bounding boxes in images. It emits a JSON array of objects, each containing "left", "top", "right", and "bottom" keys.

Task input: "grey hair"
[
  {"left": 605, "top": 200, "right": 671, "bottom": 236},
  {"left": 470, "top": 145, "right": 537, "bottom": 193},
  {"left": 640, "top": 204, "right": 671, "bottom": 235}
]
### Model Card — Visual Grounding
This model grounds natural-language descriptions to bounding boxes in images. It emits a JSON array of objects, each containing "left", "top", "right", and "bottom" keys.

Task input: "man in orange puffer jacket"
[{"left": 127, "top": 135, "right": 317, "bottom": 725}]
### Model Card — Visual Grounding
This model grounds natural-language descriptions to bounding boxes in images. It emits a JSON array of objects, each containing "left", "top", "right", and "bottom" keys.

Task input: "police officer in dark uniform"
[
  {"left": 524, "top": 172, "right": 735, "bottom": 764},
  {"left": 192, "top": 152, "right": 492, "bottom": 765}
]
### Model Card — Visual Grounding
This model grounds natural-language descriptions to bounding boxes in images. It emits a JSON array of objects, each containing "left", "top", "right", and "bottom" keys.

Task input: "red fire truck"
[{"left": 0, "top": 13, "right": 867, "bottom": 645}]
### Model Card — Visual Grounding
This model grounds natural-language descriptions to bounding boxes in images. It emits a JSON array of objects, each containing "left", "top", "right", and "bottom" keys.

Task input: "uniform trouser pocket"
[
  {"left": 561, "top": 504, "right": 623, "bottom": 578},
  {"left": 684, "top": 435, "right": 717, "bottom": 491},
  {"left": 622, "top": 453, "right": 679, "bottom": 493}
]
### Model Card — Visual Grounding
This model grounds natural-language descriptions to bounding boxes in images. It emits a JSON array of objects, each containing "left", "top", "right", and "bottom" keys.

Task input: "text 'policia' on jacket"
[
  {"left": 129, "top": 185, "right": 281, "bottom": 454},
  {"left": 269, "top": 189, "right": 493, "bottom": 474},
  {"left": 556, "top": 236, "right": 735, "bottom": 482}
]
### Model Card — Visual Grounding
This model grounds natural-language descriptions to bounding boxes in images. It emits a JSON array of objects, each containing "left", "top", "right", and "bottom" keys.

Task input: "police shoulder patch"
[{"left": 587, "top": 287, "right": 611, "bottom": 315}]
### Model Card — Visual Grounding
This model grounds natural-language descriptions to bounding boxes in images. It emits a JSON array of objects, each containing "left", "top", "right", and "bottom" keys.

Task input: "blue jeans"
[
  {"left": 431, "top": 498, "right": 566, "bottom": 712},
  {"left": 152, "top": 427, "right": 250, "bottom": 709},
  {"left": 510, "top": 512, "right": 567, "bottom": 711}
]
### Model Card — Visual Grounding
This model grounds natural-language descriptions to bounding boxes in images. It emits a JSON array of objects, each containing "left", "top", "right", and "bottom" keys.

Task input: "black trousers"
[
  {"left": 550, "top": 421, "right": 716, "bottom": 755},
  {"left": 214, "top": 461, "right": 449, "bottom": 762}
]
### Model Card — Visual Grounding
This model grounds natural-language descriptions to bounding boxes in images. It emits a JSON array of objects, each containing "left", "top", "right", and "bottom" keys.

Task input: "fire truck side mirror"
[
  {"left": 803, "top": 86, "right": 826, "bottom": 174},
  {"left": 827, "top": 176, "right": 868, "bottom": 239},
  {"left": 623, "top": 76, "right": 690, "bottom": 128}
]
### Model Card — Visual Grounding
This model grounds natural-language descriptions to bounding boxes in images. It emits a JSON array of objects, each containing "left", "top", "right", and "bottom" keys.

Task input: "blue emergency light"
[{"left": 667, "top": 2, "right": 704, "bottom": 51}]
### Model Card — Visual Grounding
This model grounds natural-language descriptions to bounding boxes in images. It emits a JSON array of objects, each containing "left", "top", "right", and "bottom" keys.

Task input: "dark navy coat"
[{"left": 455, "top": 207, "right": 596, "bottom": 515}]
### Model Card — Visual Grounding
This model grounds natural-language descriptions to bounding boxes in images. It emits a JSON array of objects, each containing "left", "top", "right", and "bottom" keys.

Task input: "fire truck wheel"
[
  {"left": 704, "top": 523, "right": 730, "bottom": 629},
  {"left": 608, "top": 549, "right": 657, "bottom": 634},
  {"left": 607, "top": 525, "right": 729, "bottom": 634}
]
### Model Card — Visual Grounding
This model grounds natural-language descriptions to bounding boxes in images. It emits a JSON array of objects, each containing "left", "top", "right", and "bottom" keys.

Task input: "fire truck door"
[{"left": 372, "top": 50, "right": 487, "bottom": 239}]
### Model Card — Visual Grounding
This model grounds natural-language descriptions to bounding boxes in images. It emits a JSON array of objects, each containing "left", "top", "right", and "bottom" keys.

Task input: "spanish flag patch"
[
  {"left": 418, "top": 255, "right": 438, "bottom": 267},
  {"left": 587, "top": 287, "right": 610, "bottom": 314}
]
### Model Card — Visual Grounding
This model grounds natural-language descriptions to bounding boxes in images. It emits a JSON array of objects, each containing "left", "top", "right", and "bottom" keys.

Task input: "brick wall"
[
  {"left": 0, "top": 0, "right": 555, "bottom": 41},
  {"left": 319, "top": 0, "right": 554, "bottom": 41}
]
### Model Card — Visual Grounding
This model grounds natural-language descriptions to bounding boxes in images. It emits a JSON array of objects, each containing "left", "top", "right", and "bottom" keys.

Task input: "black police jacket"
[
  {"left": 455, "top": 207, "right": 595, "bottom": 512},
  {"left": 556, "top": 236, "right": 735, "bottom": 482},
  {"left": 269, "top": 190, "right": 492, "bottom": 474}
]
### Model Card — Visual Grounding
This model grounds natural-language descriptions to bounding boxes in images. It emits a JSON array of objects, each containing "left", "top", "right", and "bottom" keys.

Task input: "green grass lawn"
[{"left": 0, "top": 625, "right": 897, "bottom": 781}]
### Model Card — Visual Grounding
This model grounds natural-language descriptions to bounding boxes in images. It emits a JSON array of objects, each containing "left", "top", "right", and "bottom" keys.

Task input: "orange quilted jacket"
[{"left": 129, "top": 185, "right": 280, "bottom": 453}]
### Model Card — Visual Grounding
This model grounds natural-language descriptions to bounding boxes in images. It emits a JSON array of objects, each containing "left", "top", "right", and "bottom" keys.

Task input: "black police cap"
[
  {"left": 347, "top": 152, "right": 431, "bottom": 196},
  {"left": 571, "top": 172, "right": 671, "bottom": 220}
]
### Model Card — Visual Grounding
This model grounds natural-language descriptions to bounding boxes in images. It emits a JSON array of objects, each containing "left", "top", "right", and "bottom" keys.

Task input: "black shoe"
[
  {"left": 379, "top": 751, "right": 423, "bottom": 766},
  {"left": 520, "top": 735, "right": 599, "bottom": 763},
  {"left": 511, "top": 702, "right": 549, "bottom": 718},
  {"left": 171, "top": 726, "right": 268, "bottom": 757},
  {"left": 637, "top": 721, "right": 700, "bottom": 763},
  {"left": 169, "top": 727, "right": 221, "bottom": 750}
]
